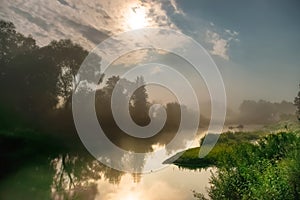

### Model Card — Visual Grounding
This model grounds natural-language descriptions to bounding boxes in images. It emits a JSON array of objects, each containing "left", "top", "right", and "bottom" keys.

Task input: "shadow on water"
[
  {"left": 0, "top": 153, "right": 128, "bottom": 200},
  {"left": 0, "top": 129, "right": 127, "bottom": 199}
]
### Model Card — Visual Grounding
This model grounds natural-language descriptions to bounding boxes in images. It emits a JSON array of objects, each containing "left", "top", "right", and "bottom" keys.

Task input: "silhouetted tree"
[
  {"left": 131, "top": 76, "right": 150, "bottom": 126},
  {"left": 0, "top": 20, "right": 94, "bottom": 132},
  {"left": 0, "top": 20, "right": 59, "bottom": 127},
  {"left": 0, "top": 21, "right": 37, "bottom": 66},
  {"left": 45, "top": 39, "right": 89, "bottom": 109},
  {"left": 165, "top": 102, "right": 181, "bottom": 130},
  {"left": 103, "top": 75, "right": 120, "bottom": 96},
  {"left": 96, "top": 76, "right": 121, "bottom": 127},
  {"left": 294, "top": 84, "right": 300, "bottom": 121}
]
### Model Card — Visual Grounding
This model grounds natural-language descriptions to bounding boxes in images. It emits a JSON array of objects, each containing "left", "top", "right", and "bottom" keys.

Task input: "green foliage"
[
  {"left": 174, "top": 131, "right": 266, "bottom": 169},
  {"left": 0, "top": 20, "right": 89, "bottom": 131},
  {"left": 193, "top": 132, "right": 300, "bottom": 200}
]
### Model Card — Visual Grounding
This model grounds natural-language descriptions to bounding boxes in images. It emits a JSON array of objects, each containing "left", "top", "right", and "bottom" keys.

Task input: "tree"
[
  {"left": 0, "top": 20, "right": 59, "bottom": 127},
  {"left": 103, "top": 75, "right": 120, "bottom": 96},
  {"left": 44, "top": 39, "right": 89, "bottom": 109},
  {"left": 0, "top": 20, "right": 37, "bottom": 66},
  {"left": 294, "top": 84, "right": 300, "bottom": 121},
  {"left": 238, "top": 100, "right": 285, "bottom": 124},
  {"left": 165, "top": 102, "right": 181, "bottom": 130},
  {"left": 95, "top": 76, "right": 121, "bottom": 127},
  {"left": 131, "top": 76, "right": 150, "bottom": 126},
  {"left": 0, "top": 20, "right": 95, "bottom": 131}
]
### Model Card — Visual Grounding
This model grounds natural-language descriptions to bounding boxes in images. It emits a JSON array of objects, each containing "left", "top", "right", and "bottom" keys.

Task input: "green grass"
[
  {"left": 193, "top": 131, "right": 300, "bottom": 199},
  {"left": 172, "top": 120, "right": 300, "bottom": 169},
  {"left": 172, "top": 130, "right": 270, "bottom": 169}
]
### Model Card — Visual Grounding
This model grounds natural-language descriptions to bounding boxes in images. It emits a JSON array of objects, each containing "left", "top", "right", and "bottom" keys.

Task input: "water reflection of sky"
[
  {"left": 0, "top": 157, "right": 212, "bottom": 200},
  {"left": 95, "top": 166, "right": 212, "bottom": 200}
]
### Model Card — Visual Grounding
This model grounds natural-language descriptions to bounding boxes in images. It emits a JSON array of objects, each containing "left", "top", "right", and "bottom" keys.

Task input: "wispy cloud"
[
  {"left": 0, "top": 0, "right": 183, "bottom": 50},
  {"left": 1, "top": 0, "right": 239, "bottom": 63},
  {"left": 206, "top": 30, "right": 230, "bottom": 60},
  {"left": 169, "top": 0, "right": 185, "bottom": 15},
  {"left": 206, "top": 29, "right": 239, "bottom": 60}
]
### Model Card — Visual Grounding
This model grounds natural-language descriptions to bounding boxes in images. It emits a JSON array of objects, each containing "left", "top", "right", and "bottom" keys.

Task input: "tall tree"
[
  {"left": 165, "top": 102, "right": 181, "bottom": 130},
  {"left": 97, "top": 76, "right": 135, "bottom": 128},
  {"left": 44, "top": 39, "right": 89, "bottom": 109},
  {"left": 131, "top": 76, "right": 150, "bottom": 126},
  {"left": 0, "top": 20, "right": 58, "bottom": 126},
  {"left": 294, "top": 84, "right": 300, "bottom": 121}
]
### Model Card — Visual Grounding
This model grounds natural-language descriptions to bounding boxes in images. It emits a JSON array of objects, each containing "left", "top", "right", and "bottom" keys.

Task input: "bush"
[{"left": 195, "top": 132, "right": 300, "bottom": 200}]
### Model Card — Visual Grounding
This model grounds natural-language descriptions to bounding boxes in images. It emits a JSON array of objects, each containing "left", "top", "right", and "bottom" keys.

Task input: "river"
[
  {"left": 0, "top": 154, "right": 212, "bottom": 200},
  {"left": 0, "top": 125, "right": 263, "bottom": 199}
]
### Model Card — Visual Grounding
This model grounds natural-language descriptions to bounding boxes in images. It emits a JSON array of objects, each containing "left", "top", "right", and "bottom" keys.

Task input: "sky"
[{"left": 0, "top": 0, "right": 299, "bottom": 110}]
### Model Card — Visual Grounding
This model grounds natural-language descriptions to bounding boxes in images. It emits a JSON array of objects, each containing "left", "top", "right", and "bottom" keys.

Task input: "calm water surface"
[
  {"left": 0, "top": 126, "right": 262, "bottom": 199},
  {"left": 0, "top": 155, "right": 212, "bottom": 200}
]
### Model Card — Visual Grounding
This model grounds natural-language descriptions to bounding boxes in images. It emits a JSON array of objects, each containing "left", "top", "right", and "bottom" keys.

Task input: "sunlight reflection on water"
[{"left": 95, "top": 167, "right": 212, "bottom": 200}]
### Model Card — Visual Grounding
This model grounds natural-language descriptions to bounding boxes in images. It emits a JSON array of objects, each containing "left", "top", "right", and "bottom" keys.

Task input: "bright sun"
[{"left": 126, "top": 6, "right": 148, "bottom": 30}]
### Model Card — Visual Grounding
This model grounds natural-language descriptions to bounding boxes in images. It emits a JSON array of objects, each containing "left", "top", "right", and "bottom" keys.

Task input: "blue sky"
[
  {"left": 172, "top": 0, "right": 300, "bottom": 106},
  {"left": 0, "top": 0, "right": 299, "bottom": 110}
]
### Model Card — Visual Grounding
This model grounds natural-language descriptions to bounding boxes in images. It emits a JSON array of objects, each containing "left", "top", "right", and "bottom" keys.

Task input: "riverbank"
[
  {"left": 168, "top": 121, "right": 300, "bottom": 199},
  {"left": 165, "top": 130, "right": 269, "bottom": 169},
  {"left": 168, "top": 121, "right": 300, "bottom": 169}
]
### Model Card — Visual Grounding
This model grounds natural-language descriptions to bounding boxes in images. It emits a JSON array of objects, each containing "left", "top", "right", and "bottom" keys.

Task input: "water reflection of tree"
[{"left": 50, "top": 153, "right": 128, "bottom": 199}]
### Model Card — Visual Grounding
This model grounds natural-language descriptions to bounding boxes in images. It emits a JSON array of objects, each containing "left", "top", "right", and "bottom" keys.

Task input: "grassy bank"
[
  {"left": 170, "top": 121, "right": 300, "bottom": 199},
  {"left": 171, "top": 130, "right": 269, "bottom": 169},
  {"left": 192, "top": 131, "right": 300, "bottom": 199},
  {"left": 171, "top": 121, "right": 300, "bottom": 169}
]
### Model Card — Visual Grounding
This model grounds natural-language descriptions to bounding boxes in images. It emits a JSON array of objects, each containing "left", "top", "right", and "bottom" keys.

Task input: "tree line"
[
  {"left": 226, "top": 100, "right": 296, "bottom": 125},
  {"left": 0, "top": 20, "right": 194, "bottom": 140},
  {"left": 1, "top": 19, "right": 298, "bottom": 137}
]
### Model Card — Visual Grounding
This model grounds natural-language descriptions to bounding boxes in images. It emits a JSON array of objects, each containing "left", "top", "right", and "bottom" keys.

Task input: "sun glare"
[
  {"left": 124, "top": 193, "right": 139, "bottom": 200},
  {"left": 126, "top": 6, "right": 148, "bottom": 30}
]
